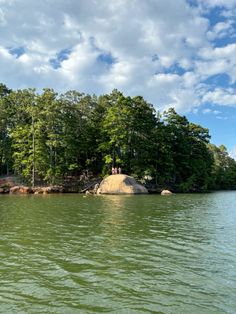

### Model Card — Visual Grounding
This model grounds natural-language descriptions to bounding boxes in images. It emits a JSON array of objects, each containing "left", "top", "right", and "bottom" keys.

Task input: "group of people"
[{"left": 111, "top": 167, "right": 122, "bottom": 175}]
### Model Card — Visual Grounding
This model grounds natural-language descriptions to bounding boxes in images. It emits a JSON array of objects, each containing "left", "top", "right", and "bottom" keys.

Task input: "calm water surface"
[{"left": 0, "top": 192, "right": 235, "bottom": 314}]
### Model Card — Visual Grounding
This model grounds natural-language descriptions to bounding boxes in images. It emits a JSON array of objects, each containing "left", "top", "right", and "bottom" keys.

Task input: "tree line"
[{"left": 0, "top": 83, "right": 235, "bottom": 191}]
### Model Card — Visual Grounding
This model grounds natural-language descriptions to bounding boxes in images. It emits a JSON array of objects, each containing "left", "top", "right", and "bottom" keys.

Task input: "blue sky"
[{"left": 0, "top": 0, "right": 236, "bottom": 157}]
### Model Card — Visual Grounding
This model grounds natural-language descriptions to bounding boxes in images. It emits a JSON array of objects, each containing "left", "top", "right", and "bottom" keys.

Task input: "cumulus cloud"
[
  {"left": 207, "top": 20, "right": 235, "bottom": 40},
  {"left": 198, "top": 0, "right": 236, "bottom": 9},
  {"left": 203, "top": 88, "right": 236, "bottom": 106},
  {"left": 0, "top": 0, "right": 235, "bottom": 113}
]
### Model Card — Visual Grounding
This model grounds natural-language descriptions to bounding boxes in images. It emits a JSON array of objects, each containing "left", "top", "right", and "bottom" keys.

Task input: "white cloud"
[
  {"left": 207, "top": 20, "right": 234, "bottom": 40},
  {"left": 203, "top": 88, "right": 236, "bottom": 106},
  {"left": 199, "top": 44, "right": 236, "bottom": 60},
  {"left": 202, "top": 108, "right": 221, "bottom": 114},
  {"left": 230, "top": 146, "right": 236, "bottom": 160},
  {"left": 0, "top": 8, "right": 6, "bottom": 25},
  {"left": 215, "top": 116, "right": 228, "bottom": 119},
  {"left": 0, "top": 0, "right": 235, "bottom": 114},
  {"left": 196, "top": 44, "right": 236, "bottom": 83},
  {"left": 198, "top": 0, "right": 236, "bottom": 9}
]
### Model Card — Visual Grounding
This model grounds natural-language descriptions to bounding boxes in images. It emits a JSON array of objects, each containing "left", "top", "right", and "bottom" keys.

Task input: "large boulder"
[
  {"left": 97, "top": 174, "right": 148, "bottom": 195},
  {"left": 161, "top": 189, "right": 172, "bottom": 195}
]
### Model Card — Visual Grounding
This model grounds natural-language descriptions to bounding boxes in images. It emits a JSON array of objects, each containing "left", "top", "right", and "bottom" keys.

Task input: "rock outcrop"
[
  {"left": 161, "top": 189, "right": 172, "bottom": 195},
  {"left": 7, "top": 185, "right": 64, "bottom": 195},
  {"left": 9, "top": 186, "right": 32, "bottom": 194},
  {"left": 33, "top": 186, "right": 64, "bottom": 194},
  {"left": 97, "top": 174, "right": 148, "bottom": 195}
]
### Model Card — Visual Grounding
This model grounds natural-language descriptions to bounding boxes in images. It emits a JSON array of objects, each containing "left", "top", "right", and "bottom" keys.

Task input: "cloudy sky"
[{"left": 0, "top": 0, "right": 236, "bottom": 156}]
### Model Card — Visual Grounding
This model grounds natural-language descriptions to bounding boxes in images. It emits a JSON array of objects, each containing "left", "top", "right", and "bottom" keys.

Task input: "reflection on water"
[{"left": 0, "top": 192, "right": 236, "bottom": 313}]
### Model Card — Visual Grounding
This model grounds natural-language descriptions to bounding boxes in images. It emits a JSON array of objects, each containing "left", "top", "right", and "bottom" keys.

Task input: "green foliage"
[
  {"left": 208, "top": 144, "right": 236, "bottom": 190},
  {"left": 0, "top": 83, "right": 235, "bottom": 191},
  {"left": 160, "top": 108, "right": 213, "bottom": 191},
  {"left": 99, "top": 91, "right": 157, "bottom": 176}
]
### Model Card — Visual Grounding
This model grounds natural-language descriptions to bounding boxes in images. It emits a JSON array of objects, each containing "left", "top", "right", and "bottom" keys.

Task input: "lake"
[{"left": 0, "top": 192, "right": 235, "bottom": 313}]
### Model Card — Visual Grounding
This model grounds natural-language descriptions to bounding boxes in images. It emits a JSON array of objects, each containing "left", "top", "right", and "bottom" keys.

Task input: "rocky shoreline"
[
  {"left": 0, "top": 185, "right": 65, "bottom": 195},
  {"left": 0, "top": 175, "right": 173, "bottom": 195},
  {"left": 0, "top": 176, "right": 77, "bottom": 195}
]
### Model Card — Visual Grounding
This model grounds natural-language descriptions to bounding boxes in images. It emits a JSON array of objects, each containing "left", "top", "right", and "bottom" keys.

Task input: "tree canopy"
[{"left": 0, "top": 83, "right": 235, "bottom": 191}]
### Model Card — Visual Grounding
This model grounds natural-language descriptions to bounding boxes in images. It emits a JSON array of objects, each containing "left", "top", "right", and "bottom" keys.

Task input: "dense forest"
[{"left": 0, "top": 83, "right": 235, "bottom": 192}]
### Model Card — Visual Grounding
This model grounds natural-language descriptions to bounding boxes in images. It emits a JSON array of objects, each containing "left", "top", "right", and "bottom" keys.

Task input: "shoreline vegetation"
[{"left": 0, "top": 83, "right": 236, "bottom": 194}]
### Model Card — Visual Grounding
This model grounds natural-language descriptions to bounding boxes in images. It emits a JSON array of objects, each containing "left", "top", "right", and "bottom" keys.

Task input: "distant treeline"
[{"left": 0, "top": 83, "right": 235, "bottom": 191}]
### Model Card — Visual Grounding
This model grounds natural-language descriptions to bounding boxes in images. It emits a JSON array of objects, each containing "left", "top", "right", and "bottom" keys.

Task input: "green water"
[{"left": 0, "top": 192, "right": 235, "bottom": 314}]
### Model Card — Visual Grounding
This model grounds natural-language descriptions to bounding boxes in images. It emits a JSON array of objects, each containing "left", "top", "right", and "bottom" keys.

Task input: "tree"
[
  {"left": 7, "top": 89, "right": 37, "bottom": 183},
  {"left": 162, "top": 108, "right": 213, "bottom": 191},
  {"left": 58, "top": 91, "right": 97, "bottom": 175},
  {"left": 0, "top": 84, "right": 13, "bottom": 175},
  {"left": 0, "top": 82, "right": 234, "bottom": 192},
  {"left": 99, "top": 90, "right": 157, "bottom": 177},
  {"left": 208, "top": 144, "right": 236, "bottom": 189}
]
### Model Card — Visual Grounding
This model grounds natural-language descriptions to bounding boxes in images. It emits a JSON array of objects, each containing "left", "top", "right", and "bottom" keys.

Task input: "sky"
[{"left": 0, "top": 0, "right": 236, "bottom": 157}]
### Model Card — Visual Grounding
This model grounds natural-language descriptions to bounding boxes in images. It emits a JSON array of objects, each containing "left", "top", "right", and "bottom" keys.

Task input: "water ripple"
[{"left": 0, "top": 192, "right": 236, "bottom": 313}]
